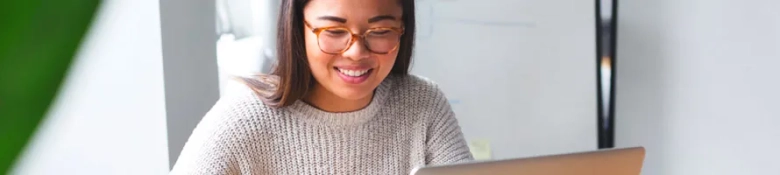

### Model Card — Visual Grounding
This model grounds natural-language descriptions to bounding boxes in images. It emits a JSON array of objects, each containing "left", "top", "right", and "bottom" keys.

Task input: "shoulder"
[
  {"left": 388, "top": 74, "right": 448, "bottom": 102},
  {"left": 172, "top": 80, "right": 280, "bottom": 174},
  {"left": 389, "top": 74, "right": 446, "bottom": 99},
  {"left": 385, "top": 74, "right": 450, "bottom": 111},
  {"left": 199, "top": 76, "right": 283, "bottom": 136},
  {"left": 385, "top": 76, "right": 473, "bottom": 164}
]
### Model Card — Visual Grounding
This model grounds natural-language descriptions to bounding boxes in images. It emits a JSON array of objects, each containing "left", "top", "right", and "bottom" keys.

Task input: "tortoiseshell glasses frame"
[{"left": 304, "top": 21, "right": 405, "bottom": 54}]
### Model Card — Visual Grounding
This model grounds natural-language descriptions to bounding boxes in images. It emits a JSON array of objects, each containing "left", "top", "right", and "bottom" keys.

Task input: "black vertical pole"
[
  {"left": 595, "top": 0, "right": 606, "bottom": 149},
  {"left": 596, "top": 0, "right": 617, "bottom": 149},
  {"left": 605, "top": 0, "right": 618, "bottom": 148}
]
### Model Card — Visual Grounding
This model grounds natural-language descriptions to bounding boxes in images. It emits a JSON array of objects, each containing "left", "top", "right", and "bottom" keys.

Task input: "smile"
[
  {"left": 334, "top": 67, "right": 373, "bottom": 84},
  {"left": 337, "top": 68, "right": 371, "bottom": 77}
]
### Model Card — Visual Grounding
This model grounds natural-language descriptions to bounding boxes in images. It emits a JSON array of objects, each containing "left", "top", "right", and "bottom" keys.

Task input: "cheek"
[
  {"left": 376, "top": 52, "right": 398, "bottom": 75},
  {"left": 305, "top": 34, "right": 333, "bottom": 76}
]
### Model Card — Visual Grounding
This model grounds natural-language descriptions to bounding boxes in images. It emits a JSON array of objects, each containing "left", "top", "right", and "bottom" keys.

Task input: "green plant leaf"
[{"left": 0, "top": 1, "right": 100, "bottom": 173}]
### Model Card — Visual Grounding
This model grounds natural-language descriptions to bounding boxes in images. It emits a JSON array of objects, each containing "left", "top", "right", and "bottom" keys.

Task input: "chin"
[
  {"left": 328, "top": 70, "right": 384, "bottom": 100},
  {"left": 332, "top": 87, "right": 375, "bottom": 101}
]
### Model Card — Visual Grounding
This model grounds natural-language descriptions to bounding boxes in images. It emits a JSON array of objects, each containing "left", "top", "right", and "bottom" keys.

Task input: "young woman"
[{"left": 171, "top": 0, "right": 473, "bottom": 174}]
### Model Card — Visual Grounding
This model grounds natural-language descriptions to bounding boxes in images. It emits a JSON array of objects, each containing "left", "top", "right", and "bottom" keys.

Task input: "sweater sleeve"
[
  {"left": 425, "top": 86, "right": 474, "bottom": 165},
  {"left": 169, "top": 97, "right": 246, "bottom": 175}
]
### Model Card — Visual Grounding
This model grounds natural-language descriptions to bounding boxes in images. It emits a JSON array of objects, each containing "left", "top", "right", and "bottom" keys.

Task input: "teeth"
[{"left": 338, "top": 68, "right": 369, "bottom": 77}]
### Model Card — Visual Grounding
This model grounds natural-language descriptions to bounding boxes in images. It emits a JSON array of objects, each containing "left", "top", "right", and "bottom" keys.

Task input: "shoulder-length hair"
[{"left": 241, "top": 0, "right": 416, "bottom": 108}]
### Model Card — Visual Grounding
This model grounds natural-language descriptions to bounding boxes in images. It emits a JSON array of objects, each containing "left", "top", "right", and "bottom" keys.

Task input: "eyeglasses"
[{"left": 304, "top": 21, "right": 404, "bottom": 54}]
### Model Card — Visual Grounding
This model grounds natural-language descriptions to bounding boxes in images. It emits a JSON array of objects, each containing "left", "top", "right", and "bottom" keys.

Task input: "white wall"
[
  {"left": 615, "top": 0, "right": 780, "bottom": 174},
  {"left": 159, "top": 0, "right": 220, "bottom": 168},
  {"left": 11, "top": 0, "right": 170, "bottom": 174},
  {"left": 412, "top": 0, "right": 597, "bottom": 160}
]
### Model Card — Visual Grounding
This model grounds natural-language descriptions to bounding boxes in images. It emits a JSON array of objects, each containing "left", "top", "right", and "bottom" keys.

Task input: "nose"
[{"left": 341, "top": 37, "right": 371, "bottom": 61}]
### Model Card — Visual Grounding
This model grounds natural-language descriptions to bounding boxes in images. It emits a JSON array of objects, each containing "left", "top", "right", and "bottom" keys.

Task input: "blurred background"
[{"left": 1, "top": 0, "right": 778, "bottom": 174}]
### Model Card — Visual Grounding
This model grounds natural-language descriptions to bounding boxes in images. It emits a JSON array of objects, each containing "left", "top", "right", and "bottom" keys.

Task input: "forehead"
[{"left": 304, "top": 0, "right": 403, "bottom": 21}]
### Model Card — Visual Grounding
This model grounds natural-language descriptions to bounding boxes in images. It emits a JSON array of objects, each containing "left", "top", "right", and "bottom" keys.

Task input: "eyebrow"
[
  {"left": 316, "top": 15, "right": 398, "bottom": 23},
  {"left": 368, "top": 15, "right": 397, "bottom": 23},
  {"left": 317, "top": 16, "right": 347, "bottom": 23}
]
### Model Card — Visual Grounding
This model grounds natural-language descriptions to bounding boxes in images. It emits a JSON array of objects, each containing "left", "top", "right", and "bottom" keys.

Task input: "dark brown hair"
[{"left": 241, "top": 0, "right": 416, "bottom": 108}]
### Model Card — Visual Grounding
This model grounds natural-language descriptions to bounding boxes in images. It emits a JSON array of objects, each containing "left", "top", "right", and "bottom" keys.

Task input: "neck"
[{"left": 304, "top": 84, "right": 373, "bottom": 113}]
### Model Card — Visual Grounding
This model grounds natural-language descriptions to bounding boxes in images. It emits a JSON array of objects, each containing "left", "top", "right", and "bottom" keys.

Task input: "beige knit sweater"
[{"left": 170, "top": 75, "right": 473, "bottom": 175}]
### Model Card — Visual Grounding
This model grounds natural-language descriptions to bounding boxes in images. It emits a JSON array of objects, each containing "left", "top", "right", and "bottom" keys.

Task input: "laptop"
[{"left": 411, "top": 147, "right": 645, "bottom": 175}]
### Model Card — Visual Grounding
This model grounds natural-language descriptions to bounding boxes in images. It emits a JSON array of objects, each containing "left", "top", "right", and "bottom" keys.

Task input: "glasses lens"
[
  {"left": 365, "top": 29, "right": 402, "bottom": 53},
  {"left": 318, "top": 28, "right": 351, "bottom": 53}
]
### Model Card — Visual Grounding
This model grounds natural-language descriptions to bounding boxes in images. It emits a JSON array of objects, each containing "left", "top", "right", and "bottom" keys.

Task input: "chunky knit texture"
[{"left": 170, "top": 75, "right": 473, "bottom": 175}]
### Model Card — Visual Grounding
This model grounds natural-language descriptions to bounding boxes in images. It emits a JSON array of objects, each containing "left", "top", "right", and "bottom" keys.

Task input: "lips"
[
  {"left": 337, "top": 68, "right": 370, "bottom": 77},
  {"left": 334, "top": 66, "right": 373, "bottom": 84}
]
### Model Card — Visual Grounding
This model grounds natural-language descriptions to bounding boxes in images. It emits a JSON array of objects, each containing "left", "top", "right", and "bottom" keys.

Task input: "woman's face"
[{"left": 303, "top": 0, "right": 403, "bottom": 102}]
